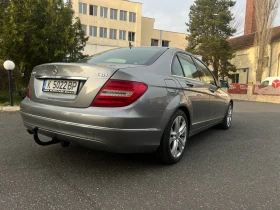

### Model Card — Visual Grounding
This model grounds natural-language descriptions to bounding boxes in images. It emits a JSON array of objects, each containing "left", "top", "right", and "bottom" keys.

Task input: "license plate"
[{"left": 42, "top": 80, "right": 79, "bottom": 94}]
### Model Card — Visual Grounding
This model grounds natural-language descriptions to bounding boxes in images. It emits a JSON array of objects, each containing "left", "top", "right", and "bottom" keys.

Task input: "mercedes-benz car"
[{"left": 20, "top": 47, "right": 233, "bottom": 164}]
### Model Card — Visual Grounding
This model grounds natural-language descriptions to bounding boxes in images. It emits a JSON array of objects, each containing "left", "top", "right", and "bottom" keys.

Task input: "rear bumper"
[{"left": 20, "top": 98, "right": 163, "bottom": 153}]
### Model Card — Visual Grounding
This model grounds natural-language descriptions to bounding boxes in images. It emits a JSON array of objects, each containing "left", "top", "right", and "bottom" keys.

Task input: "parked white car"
[
  {"left": 260, "top": 77, "right": 280, "bottom": 86},
  {"left": 254, "top": 77, "right": 280, "bottom": 95}
]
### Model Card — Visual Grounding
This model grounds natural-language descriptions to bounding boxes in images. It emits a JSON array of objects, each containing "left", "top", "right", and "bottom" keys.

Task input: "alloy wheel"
[
  {"left": 169, "top": 116, "right": 187, "bottom": 158},
  {"left": 227, "top": 105, "right": 233, "bottom": 127}
]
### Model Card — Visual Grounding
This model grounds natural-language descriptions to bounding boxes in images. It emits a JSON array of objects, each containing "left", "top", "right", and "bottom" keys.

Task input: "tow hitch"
[
  {"left": 33, "top": 127, "right": 60, "bottom": 146},
  {"left": 32, "top": 127, "right": 70, "bottom": 147}
]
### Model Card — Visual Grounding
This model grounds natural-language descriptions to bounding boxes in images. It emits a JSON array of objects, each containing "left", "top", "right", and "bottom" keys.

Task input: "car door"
[
  {"left": 258, "top": 80, "right": 269, "bottom": 95},
  {"left": 171, "top": 53, "right": 210, "bottom": 130},
  {"left": 194, "top": 58, "right": 227, "bottom": 124}
]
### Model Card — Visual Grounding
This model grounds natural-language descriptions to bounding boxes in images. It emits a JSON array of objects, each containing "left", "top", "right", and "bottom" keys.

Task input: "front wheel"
[
  {"left": 219, "top": 103, "right": 233, "bottom": 130},
  {"left": 157, "top": 110, "right": 189, "bottom": 164}
]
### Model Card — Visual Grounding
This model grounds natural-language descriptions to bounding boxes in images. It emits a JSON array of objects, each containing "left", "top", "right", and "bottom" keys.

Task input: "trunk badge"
[
  {"left": 97, "top": 73, "right": 109, "bottom": 78},
  {"left": 52, "top": 65, "right": 58, "bottom": 75}
]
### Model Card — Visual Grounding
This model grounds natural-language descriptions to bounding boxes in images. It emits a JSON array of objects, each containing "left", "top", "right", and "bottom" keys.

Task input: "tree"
[
  {"left": 0, "top": 0, "right": 8, "bottom": 20},
  {"left": 0, "top": 0, "right": 88, "bottom": 84},
  {"left": 254, "top": 0, "right": 278, "bottom": 83},
  {"left": 186, "top": 0, "right": 237, "bottom": 79}
]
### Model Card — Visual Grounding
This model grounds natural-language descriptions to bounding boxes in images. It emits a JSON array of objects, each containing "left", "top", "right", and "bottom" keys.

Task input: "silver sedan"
[{"left": 20, "top": 47, "right": 233, "bottom": 164}]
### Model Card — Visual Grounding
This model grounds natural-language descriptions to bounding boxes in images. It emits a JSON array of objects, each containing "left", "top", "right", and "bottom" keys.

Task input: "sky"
[{"left": 131, "top": 0, "right": 280, "bottom": 36}]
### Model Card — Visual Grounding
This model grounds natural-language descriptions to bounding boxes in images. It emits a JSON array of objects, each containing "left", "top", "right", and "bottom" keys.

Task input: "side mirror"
[{"left": 220, "top": 80, "right": 229, "bottom": 88}]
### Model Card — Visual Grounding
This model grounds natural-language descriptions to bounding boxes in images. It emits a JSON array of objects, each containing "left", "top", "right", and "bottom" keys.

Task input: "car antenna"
[{"left": 129, "top": 41, "right": 133, "bottom": 49}]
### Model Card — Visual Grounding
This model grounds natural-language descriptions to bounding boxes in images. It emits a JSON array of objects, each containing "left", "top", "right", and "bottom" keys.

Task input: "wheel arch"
[
  {"left": 177, "top": 105, "right": 191, "bottom": 133},
  {"left": 159, "top": 103, "right": 192, "bottom": 136}
]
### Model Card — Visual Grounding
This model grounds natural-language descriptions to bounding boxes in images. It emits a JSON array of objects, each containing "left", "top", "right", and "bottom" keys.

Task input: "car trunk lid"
[{"left": 29, "top": 63, "right": 138, "bottom": 108}]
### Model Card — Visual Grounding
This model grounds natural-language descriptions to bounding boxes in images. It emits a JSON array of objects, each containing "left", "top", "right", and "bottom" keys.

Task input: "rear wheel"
[
  {"left": 157, "top": 110, "right": 188, "bottom": 164},
  {"left": 219, "top": 103, "right": 233, "bottom": 130}
]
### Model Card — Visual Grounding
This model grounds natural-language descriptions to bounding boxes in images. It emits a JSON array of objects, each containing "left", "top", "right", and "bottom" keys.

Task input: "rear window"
[{"left": 77, "top": 47, "right": 167, "bottom": 65}]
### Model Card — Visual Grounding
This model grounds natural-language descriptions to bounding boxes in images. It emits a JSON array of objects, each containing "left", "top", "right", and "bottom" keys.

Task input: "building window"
[
  {"left": 151, "top": 39, "right": 159, "bottom": 46},
  {"left": 79, "top": 3, "right": 87, "bottom": 15},
  {"left": 89, "top": 5, "right": 98, "bottom": 16},
  {"left": 232, "top": 73, "right": 239, "bottom": 83},
  {"left": 110, "top": 9, "right": 118, "bottom": 20},
  {"left": 162, "top": 40, "right": 169, "bottom": 47},
  {"left": 81, "top": 25, "right": 87, "bottom": 35},
  {"left": 120, "top": 10, "right": 127, "bottom": 21},
  {"left": 89, "top": 26, "right": 97, "bottom": 37},
  {"left": 119, "top": 30, "right": 126, "bottom": 40},
  {"left": 100, "top": 7, "right": 108, "bottom": 18},
  {"left": 100, "top": 27, "right": 107, "bottom": 38},
  {"left": 128, "top": 32, "right": 135, "bottom": 42},
  {"left": 129, "top": 12, "right": 136, "bottom": 22},
  {"left": 110, "top": 29, "right": 117, "bottom": 39}
]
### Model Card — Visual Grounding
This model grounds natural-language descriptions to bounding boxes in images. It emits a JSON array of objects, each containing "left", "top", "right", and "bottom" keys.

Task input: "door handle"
[{"left": 185, "top": 82, "right": 194, "bottom": 87}]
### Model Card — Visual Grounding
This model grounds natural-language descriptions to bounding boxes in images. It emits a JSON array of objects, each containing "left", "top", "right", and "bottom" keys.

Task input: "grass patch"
[{"left": 0, "top": 91, "right": 22, "bottom": 106}]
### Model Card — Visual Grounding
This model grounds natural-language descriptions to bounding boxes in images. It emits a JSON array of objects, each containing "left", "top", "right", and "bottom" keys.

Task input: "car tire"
[
  {"left": 157, "top": 110, "right": 189, "bottom": 165},
  {"left": 219, "top": 103, "right": 233, "bottom": 130},
  {"left": 60, "top": 140, "right": 70, "bottom": 147}
]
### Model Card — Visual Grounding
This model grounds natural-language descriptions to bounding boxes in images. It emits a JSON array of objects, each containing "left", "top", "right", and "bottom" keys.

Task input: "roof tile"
[{"left": 229, "top": 26, "right": 280, "bottom": 50}]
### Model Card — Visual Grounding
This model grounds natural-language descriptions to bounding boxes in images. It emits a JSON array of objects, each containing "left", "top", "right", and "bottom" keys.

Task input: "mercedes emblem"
[{"left": 52, "top": 65, "right": 58, "bottom": 75}]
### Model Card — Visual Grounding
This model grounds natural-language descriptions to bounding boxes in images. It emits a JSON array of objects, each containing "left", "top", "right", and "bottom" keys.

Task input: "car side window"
[
  {"left": 195, "top": 58, "right": 216, "bottom": 86},
  {"left": 172, "top": 56, "right": 184, "bottom": 77},
  {"left": 260, "top": 81, "right": 269, "bottom": 86},
  {"left": 177, "top": 53, "right": 200, "bottom": 80}
]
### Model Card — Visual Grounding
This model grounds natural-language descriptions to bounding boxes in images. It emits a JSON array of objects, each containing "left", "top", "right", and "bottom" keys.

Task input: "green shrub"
[{"left": 16, "top": 87, "right": 27, "bottom": 100}]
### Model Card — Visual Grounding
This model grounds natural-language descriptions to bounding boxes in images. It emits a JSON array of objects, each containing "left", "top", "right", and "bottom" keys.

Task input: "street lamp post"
[{"left": 3, "top": 60, "right": 15, "bottom": 106}]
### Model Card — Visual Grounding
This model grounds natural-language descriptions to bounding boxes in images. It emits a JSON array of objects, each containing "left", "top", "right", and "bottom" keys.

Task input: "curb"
[{"left": 0, "top": 106, "right": 20, "bottom": 112}]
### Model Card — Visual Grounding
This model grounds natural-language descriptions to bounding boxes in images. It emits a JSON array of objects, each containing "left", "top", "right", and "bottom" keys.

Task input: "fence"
[
  {"left": 252, "top": 84, "right": 280, "bottom": 96},
  {"left": 229, "top": 83, "right": 280, "bottom": 96},
  {"left": 229, "top": 83, "right": 280, "bottom": 104},
  {"left": 228, "top": 84, "right": 248, "bottom": 94}
]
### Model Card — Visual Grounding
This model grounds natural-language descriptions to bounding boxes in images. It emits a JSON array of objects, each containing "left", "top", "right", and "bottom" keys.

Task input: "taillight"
[
  {"left": 91, "top": 79, "right": 148, "bottom": 107},
  {"left": 27, "top": 84, "right": 30, "bottom": 98}
]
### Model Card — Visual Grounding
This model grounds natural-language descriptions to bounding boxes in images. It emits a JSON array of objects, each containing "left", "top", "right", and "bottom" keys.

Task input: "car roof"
[{"left": 264, "top": 77, "right": 280, "bottom": 80}]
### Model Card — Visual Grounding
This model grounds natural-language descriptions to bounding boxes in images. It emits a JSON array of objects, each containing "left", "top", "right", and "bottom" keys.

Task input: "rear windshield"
[{"left": 77, "top": 47, "right": 167, "bottom": 65}]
